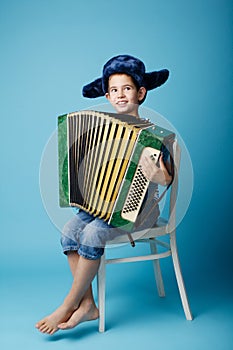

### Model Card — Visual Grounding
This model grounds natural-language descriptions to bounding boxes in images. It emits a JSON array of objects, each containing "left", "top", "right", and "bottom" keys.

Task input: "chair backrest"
[{"left": 168, "top": 139, "right": 181, "bottom": 232}]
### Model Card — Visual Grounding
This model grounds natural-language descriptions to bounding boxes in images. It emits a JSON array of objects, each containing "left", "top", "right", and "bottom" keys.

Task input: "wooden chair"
[{"left": 97, "top": 140, "right": 193, "bottom": 332}]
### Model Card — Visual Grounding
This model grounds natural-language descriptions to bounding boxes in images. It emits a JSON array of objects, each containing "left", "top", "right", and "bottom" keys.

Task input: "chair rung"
[{"left": 105, "top": 250, "right": 171, "bottom": 265}]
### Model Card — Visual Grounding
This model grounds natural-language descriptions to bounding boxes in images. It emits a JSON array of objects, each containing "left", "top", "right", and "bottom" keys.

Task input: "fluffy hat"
[{"left": 82, "top": 54, "right": 169, "bottom": 100}]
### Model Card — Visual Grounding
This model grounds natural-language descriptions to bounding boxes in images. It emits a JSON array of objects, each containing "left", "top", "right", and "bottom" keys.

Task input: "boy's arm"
[{"left": 140, "top": 153, "right": 172, "bottom": 186}]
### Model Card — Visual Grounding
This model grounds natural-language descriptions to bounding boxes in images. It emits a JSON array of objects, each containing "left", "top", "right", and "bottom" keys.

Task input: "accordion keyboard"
[{"left": 121, "top": 147, "right": 160, "bottom": 222}]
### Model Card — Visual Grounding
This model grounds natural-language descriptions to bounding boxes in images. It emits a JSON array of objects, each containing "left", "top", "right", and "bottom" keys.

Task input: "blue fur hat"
[{"left": 82, "top": 54, "right": 169, "bottom": 100}]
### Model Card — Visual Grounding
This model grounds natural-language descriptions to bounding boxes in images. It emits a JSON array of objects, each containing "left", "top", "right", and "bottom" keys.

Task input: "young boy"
[{"left": 36, "top": 54, "right": 171, "bottom": 335}]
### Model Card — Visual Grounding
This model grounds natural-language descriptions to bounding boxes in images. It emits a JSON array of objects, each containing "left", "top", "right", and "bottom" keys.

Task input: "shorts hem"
[
  {"left": 62, "top": 247, "right": 78, "bottom": 255},
  {"left": 78, "top": 248, "right": 104, "bottom": 260}
]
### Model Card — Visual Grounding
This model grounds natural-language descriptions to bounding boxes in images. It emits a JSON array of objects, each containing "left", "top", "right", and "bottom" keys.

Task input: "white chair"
[{"left": 97, "top": 140, "right": 193, "bottom": 332}]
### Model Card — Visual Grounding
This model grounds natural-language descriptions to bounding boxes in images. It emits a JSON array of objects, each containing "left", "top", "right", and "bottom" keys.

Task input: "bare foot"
[
  {"left": 58, "top": 301, "right": 99, "bottom": 330},
  {"left": 35, "top": 304, "right": 76, "bottom": 335}
]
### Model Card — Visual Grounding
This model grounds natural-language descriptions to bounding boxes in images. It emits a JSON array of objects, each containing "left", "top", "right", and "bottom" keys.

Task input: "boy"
[{"left": 36, "top": 54, "right": 171, "bottom": 335}]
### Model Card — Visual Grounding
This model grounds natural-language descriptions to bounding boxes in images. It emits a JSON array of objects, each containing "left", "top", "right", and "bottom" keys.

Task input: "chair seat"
[
  {"left": 106, "top": 216, "right": 169, "bottom": 247},
  {"left": 139, "top": 217, "right": 169, "bottom": 239}
]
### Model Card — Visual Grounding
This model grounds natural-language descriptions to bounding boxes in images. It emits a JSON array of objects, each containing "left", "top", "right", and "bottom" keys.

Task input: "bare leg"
[
  {"left": 35, "top": 253, "right": 100, "bottom": 335},
  {"left": 58, "top": 252, "right": 99, "bottom": 330}
]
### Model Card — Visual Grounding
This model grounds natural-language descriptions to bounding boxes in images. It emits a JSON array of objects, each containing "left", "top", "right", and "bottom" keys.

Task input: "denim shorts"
[
  {"left": 61, "top": 196, "right": 160, "bottom": 260},
  {"left": 60, "top": 210, "right": 126, "bottom": 260}
]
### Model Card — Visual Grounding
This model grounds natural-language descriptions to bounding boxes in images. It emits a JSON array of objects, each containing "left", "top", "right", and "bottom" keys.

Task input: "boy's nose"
[{"left": 117, "top": 88, "right": 125, "bottom": 98}]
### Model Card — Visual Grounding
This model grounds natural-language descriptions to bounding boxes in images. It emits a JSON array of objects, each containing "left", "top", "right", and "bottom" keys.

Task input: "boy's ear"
[
  {"left": 105, "top": 92, "right": 110, "bottom": 101},
  {"left": 138, "top": 87, "right": 147, "bottom": 102}
]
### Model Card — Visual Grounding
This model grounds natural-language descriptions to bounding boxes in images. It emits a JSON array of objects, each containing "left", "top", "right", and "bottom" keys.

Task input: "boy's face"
[{"left": 105, "top": 73, "right": 146, "bottom": 117}]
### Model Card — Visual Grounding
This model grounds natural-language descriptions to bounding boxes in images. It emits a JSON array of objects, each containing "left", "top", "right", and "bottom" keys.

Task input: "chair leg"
[
  {"left": 170, "top": 232, "right": 193, "bottom": 320},
  {"left": 97, "top": 253, "right": 106, "bottom": 332},
  {"left": 150, "top": 238, "right": 165, "bottom": 297}
]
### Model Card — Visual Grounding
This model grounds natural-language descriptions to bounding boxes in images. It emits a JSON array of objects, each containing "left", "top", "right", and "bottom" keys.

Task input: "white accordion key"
[{"left": 121, "top": 147, "right": 160, "bottom": 222}]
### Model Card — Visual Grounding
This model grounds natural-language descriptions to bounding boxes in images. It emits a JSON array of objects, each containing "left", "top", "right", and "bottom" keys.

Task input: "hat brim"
[
  {"left": 143, "top": 69, "right": 169, "bottom": 91},
  {"left": 82, "top": 69, "right": 169, "bottom": 99},
  {"left": 82, "top": 77, "right": 104, "bottom": 98}
]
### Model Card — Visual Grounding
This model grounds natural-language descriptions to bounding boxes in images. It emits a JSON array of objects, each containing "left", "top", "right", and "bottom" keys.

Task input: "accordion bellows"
[{"left": 58, "top": 110, "right": 175, "bottom": 230}]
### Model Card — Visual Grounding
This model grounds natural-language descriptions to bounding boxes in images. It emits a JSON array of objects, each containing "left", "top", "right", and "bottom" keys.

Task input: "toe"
[
  {"left": 48, "top": 327, "right": 58, "bottom": 335},
  {"left": 58, "top": 320, "right": 75, "bottom": 330},
  {"left": 35, "top": 320, "right": 45, "bottom": 328},
  {"left": 41, "top": 325, "right": 50, "bottom": 333},
  {"left": 58, "top": 322, "right": 69, "bottom": 330}
]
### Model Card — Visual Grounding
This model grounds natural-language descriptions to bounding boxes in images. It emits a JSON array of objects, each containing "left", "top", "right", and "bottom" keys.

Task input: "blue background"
[{"left": 1, "top": 0, "right": 232, "bottom": 349}]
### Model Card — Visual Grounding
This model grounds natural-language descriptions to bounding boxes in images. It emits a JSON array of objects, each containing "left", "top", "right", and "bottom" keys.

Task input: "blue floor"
[{"left": 1, "top": 243, "right": 232, "bottom": 350}]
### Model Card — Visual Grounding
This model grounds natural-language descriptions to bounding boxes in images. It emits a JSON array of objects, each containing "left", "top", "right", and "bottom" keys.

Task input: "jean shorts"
[
  {"left": 60, "top": 210, "right": 126, "bottom": 260},
  {"left": 61, "top": 193, "right": 160, "bottom": 260}
]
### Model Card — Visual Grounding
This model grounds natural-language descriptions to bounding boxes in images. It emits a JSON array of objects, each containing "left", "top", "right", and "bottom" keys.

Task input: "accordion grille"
[{"left": 68, "top": 111, "right": 138, "bottom": 221}]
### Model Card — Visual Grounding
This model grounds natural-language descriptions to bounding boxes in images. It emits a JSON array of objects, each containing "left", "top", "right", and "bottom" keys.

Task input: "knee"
[
  {"left": 62, "top": 215, "right": 82, "bottom": 241},
  {"left": 62, "top": 221, "right": 69, "bottom": 237},
  {"left": 80, "top": 222, "right": 108, "bottom": 248},
  {"left": 60, "top": 217, "right": 81, "bottom": 253}
]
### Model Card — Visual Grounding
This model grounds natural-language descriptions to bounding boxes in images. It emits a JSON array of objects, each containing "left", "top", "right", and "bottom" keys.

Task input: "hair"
[{"left": 130, "top": 75, "right": 140, "bottom": 91}]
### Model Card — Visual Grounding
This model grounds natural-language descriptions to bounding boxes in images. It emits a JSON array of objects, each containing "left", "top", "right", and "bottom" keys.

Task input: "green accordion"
[{"left": 58, "top": 110, "right": 175, "bottom": 230}]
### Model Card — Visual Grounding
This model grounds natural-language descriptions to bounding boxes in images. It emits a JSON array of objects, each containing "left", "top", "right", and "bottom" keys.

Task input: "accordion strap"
[{"left": 127, "top": 233, "right": 136, "bottom": 247}]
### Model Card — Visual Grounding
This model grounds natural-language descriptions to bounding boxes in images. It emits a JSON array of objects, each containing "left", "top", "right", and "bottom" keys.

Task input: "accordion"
[{"left": 58, "top": 110, "right": 175, "bottom": 230}]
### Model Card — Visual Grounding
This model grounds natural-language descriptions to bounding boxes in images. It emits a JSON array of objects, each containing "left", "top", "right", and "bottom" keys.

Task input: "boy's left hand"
[{"left": 140, "top": 152, "right": 171, "bottom": 186}]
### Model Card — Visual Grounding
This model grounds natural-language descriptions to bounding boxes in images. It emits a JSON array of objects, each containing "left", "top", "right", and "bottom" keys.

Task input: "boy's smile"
[{"left": 105, "top": 73, "right": 146, "bottom": 117}]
